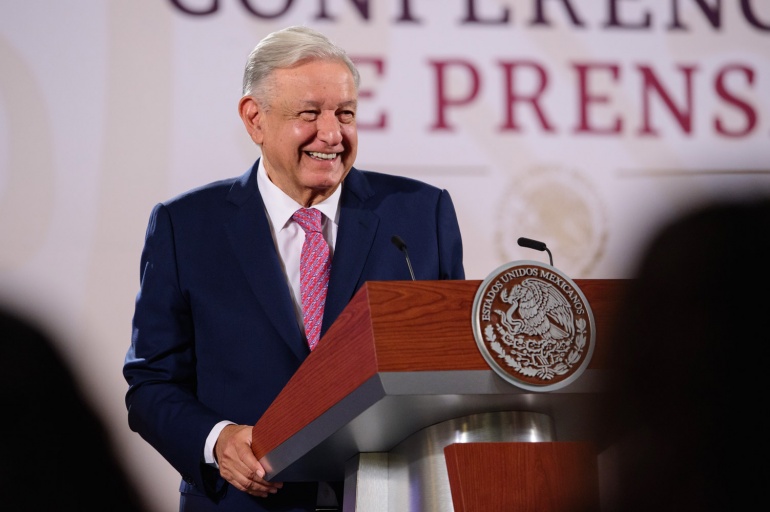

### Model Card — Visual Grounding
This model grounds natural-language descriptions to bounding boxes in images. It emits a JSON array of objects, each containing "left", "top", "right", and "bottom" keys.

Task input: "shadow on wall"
[{"left": 0, "top": 305, "right": 150, "bottom": 511}]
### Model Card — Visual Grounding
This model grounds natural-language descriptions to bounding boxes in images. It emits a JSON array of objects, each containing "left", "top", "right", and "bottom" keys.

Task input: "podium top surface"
[{"left": 251, "top": 279, "right": 627, "bottom": 481}]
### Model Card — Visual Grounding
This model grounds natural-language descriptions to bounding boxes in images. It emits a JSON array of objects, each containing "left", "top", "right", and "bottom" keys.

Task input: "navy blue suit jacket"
[{"left": 124, "top": 161, "right": 464, "bottom": 511}]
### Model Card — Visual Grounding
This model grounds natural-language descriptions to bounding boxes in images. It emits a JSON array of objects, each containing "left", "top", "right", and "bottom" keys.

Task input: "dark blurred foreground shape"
[
  {"left": 603, "top": 196, "right": 770, "bottom": 512},
  {"left": 0, "top": 305, "right": 149, "bottom": 511}
]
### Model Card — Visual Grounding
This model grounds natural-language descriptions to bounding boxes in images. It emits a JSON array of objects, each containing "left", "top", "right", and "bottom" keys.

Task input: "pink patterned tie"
[{"left": 292, "top": 208, "right": 330, "bottom": 351}]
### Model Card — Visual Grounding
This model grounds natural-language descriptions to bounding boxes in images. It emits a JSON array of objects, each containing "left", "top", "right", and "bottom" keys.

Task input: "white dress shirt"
[{"left": 256, "top": 158, "right": 341, "bottom": 336}]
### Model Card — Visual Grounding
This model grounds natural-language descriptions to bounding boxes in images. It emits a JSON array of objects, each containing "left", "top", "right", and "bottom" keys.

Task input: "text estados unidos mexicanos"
[{"left": 481, "top": 268, "right": 585, "bottom": 322}]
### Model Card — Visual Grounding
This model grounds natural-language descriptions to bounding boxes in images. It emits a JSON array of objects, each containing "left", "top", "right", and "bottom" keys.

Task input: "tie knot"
[{"left": 292, "top": 208, "right": 323, "bottom": 234}]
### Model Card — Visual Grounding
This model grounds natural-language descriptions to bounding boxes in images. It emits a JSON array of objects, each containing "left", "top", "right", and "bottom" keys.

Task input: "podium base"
[{"left": 343, "top": 411, "right": 554, "bottom": 512}]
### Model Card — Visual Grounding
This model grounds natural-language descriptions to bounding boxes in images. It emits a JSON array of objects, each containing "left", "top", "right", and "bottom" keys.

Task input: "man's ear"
[{"left": 238, "top": 96, "right": 264, "bottom": 145}]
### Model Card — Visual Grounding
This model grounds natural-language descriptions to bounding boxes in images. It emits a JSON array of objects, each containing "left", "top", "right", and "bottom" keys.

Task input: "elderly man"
[{"left": 124, "top": 25, "right": 464, "bottom": 512}]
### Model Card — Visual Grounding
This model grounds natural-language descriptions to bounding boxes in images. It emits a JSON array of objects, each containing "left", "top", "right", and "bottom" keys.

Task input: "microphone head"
[
  {"left": 517, "top": 237, "right": 547, "bottom": 252},
  {"left": 391, "top": 235, "right": 407, "bottom": 252}
]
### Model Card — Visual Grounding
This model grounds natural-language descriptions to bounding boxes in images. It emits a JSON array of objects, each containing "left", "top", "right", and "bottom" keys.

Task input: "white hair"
[{"left": 242, "top": 25, "right": 360, "bottom": 107}]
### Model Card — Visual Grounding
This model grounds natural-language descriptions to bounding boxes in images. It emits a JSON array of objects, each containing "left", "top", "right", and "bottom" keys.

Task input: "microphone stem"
[
  {"left": 391, "top": 235, "right": 417, "bottom": 280},
  {"left": 545, "top": 247, "right": 553, "bottom": 266},
  {"left": 404, "top": 252, "right": 416, "bottom": 281}
]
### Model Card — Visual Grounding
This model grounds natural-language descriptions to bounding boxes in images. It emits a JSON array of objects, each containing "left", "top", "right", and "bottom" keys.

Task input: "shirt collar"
[{"left": 256, "top": 157, "right": 342, "bottom": 231}]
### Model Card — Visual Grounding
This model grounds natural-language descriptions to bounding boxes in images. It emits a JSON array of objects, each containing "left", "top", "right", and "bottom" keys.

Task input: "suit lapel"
[
  {"left": 322, "top": 169, "right": 379, "bottom": 334},
  {"left": 224, "top": 164, "right": 309, "bottom": 361}
]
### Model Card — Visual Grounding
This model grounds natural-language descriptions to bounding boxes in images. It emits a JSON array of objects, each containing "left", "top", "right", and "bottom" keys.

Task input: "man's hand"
[{"left": 214, "top": 424, "right": 283, "bottom": 497}]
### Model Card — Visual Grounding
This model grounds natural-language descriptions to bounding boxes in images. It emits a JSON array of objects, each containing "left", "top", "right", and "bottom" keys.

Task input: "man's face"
[{"left": 243, "top": 59, "right": 358, "bottom": 206}]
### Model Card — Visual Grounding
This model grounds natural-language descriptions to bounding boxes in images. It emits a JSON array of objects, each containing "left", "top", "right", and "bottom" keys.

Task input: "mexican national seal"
[{"left": 472, "top": 260, "right": 595, "bottom": 392}]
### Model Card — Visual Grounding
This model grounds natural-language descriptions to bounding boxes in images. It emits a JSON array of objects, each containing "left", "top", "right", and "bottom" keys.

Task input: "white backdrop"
[{"left": 2, "top": 1, "right": 769, "bottom": 510}]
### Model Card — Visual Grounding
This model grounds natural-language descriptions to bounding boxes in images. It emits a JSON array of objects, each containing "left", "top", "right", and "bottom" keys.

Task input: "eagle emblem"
[{"left": 472, "top": 261, "right": 595, "bottom": 391}]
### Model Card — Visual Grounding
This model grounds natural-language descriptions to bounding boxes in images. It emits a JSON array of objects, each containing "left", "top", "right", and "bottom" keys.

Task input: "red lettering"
[
  {"left": 573, "top": 63, "right": 622, "bottom": 134},
  {"left": 638, "top": 64, "right": 697, "bottom": 136},
  {"left": 428, "top": 59, "right": 481, "bottom": 132},
  {"left": 714, "top": 65, "right": 757, "bottom": 137},
  {"left": 352, "top": 57, "right": 387, "bottom": 130},
  {"left": 338, "top": 56, "right": 762, "bottom": 139},
  {"left": 498, "top": 61, "right": 555, "bottom": 133}
]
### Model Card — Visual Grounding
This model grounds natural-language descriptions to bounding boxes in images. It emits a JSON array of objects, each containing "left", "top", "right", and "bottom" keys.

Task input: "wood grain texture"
[
  {"left": 251, "top": 284, "right": 379, "bottom": 459},
  {"left": 445, "top": 442, "right": 599, "bottom": 512},
  {"left": 251, "top": 279, "right": 629, "bottom": 459}
]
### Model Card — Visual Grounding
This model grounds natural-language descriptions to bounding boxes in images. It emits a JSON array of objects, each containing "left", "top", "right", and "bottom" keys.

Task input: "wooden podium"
[{"left": 251, "top": 279, "right": 626, "bottom": 511}]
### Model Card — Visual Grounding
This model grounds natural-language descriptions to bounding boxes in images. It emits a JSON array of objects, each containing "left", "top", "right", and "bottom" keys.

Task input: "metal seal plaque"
[{"left": 471, "top": 260, "right": 596, "bottom": 392}]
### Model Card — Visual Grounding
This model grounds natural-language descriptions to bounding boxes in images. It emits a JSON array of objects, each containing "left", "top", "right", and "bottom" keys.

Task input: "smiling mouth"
[{"left": 307, "top": 151, "right": 337, "bottom": 160}]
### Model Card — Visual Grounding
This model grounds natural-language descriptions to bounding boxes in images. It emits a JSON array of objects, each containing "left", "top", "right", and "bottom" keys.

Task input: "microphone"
[
  {"left": 517, "top": 237, "right": 554, "bottom": 267},
  {"left": 391, "top": 235, "right": 416, "bottom": 281}
]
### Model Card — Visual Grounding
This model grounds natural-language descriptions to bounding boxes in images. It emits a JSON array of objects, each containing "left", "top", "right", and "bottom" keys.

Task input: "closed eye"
[
  {"left": 299, "top": 111, "right": 319, "bottom": 121},
  {"left": 338, "top": 110, "right": 355, "bottom": 123}
]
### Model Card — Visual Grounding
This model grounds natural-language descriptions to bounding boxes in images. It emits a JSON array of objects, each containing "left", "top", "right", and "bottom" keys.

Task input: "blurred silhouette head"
[
  {"left": 605, "top": 196, "right": 770, "bottom": 512},
  {"left": 0, "top": 306, "right": 148, "bottom": 511}
]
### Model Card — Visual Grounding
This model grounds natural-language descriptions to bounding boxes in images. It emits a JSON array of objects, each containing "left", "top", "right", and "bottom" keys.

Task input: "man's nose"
[{"left": 316, "top": 113, "right": 343, "bottom": 145}]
